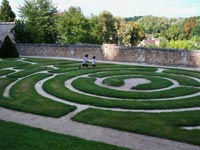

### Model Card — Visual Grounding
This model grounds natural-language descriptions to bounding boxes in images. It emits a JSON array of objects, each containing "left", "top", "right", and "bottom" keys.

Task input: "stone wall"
[
  {"left": 16, "top": 43, "right": 103, "bottom": 59},
  {"left": 16, "top": 43, "right": 200, "bottom": 67},
  {"left": 0, "top": 22, "right": 15, "bottom": 43}
]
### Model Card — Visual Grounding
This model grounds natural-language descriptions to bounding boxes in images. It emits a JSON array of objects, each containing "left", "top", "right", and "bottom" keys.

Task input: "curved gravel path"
[
  {"left": 94, "top": 75, "right": 179, "bottom": 92},
  {"left": 36, "top": 74, "right": 200, "bottom": 113},
  {"left": 65, "top": 74, "right": 200, "bottom": 101}
]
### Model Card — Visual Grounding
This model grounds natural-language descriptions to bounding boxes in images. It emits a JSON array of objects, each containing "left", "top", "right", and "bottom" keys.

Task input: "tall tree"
[
  {"left": 88, "top": 15, "right": 103, "bottom": 44},
  {"left": 98, "top": 11, "right": 116, "bottom": 43},
  {"left": 138, "top": 15, "right": 170, "bottom": 34},
  {"left": 57, "top": 7, "right": 90, "bottom": 44},
  {"left": 88, "top": 11, "right": 116, "bottom": 44},
  {"left": 162, "top": 19, "right": 185, "bottom": 41},
  {"left": 11, "top": 20, "right": 34, "bottom": 43},
  {"left": 118, "top": 21, "right": 145, "bottom": 46},
  {"left": 184, "top": 17, "right": 196, "bottom": 39},
  {"left": 114, "top": 17, "right": 126, "bottom": 45},
  {"left": 191, "top": 18, "right": 200, "bottom": 38},
  {"left": 16, "top": 0, "right": 58, "bottom": 43},
  {"left": 0, "top": 0, "right": 15, "bottom": 22}
]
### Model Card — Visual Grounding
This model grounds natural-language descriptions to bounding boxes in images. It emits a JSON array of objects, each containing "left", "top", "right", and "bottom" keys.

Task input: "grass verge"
[
  {"left": 73, "top": 108, "right": 200, "bottom": 146},
  {"left": 72, "top": 77, "right": 200, "bottom": 99},
  {"left": 103, "top": 75, "right": 173, "bottom": 90},
  {"left": 0, "top": 119, "right": 128, "bottom": 150},
  {"left": 5, "top": 73, "right": 76, "bottom": 117}
]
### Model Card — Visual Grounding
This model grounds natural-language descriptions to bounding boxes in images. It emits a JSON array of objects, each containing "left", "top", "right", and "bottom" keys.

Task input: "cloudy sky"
[{"left": 2, "top": 0, "right": 200, "bottom": 18}]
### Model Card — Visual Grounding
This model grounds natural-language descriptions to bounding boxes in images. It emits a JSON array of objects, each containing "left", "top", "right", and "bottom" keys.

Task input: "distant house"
[
  {"left": 0, "top": 22, "right": 15, "bottom": 44},
  {"left": 138, "top": 34, "right": 160, "bottom": 47}
]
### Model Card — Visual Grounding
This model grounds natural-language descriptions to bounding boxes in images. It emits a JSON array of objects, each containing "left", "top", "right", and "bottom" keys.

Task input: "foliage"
[
  {"left": 0, "top": 35, "right": 19, "bottom": 58},
  {"left": 118, "top": 21, "right": 145, "bottom": 46},
  {"left": 89, "top": 11, "right": 116, "bottom": 44},
  {"left": 161, "top": 19, "right": 185, "bottom": 41},
  {"left": 184, "top": 17, "right": 196, "bottom": 39},
  {"left": 0, "top": 0, "right": 15, "bottom": 22},
  {"left": 138, "top": 15, "right": 170, "bottom": 34},
  {"left": 99, "top": 11, "right": 116, "bottom": 43},
  {"left": 16, "top": 0, "right": 58, "bottom": 43},
  {"left": 88, "top": 15, "right": 104, "bottom": 44},
  {"left": 114, "top": 17, "right": 126, "bottom": 45},
  {"left": 57, "top": 7, "right": 90, "bottom": 44},
  {"left": 190, "top": 36, "right": 200, "bottom": 49},
  {"left": 11, "top": 20, "right": 32, "bottom": 43},
  {"left": 125, "top": 16, "right": 143, "bottom": 22},
  {"left": 9, "top": 3, "right": 200, "bottom": 49},
  {"left": 159, "top": 37, "right": 168, "bottom": 48},
  {"left": 166, "top": 40, "right": 196, "bottom": 50},
  {"left": 192, "top": 19, "right": 200, "bottom": 37}
]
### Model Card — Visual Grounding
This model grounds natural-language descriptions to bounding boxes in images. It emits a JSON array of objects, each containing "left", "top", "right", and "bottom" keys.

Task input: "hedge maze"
[{"left": 0, "top": 57, "right": 200, "bottom": 146}]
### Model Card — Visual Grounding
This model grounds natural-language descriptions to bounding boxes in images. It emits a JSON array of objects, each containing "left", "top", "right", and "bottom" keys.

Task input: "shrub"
[{"left": 0, "top": 35, "right": 19, "bottom": 58}]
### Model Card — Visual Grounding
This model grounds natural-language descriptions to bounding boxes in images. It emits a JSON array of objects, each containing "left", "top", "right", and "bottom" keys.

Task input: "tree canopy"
[
  {"left": 11, "top": 3, "right": 200, "bottom": 50},
  {"left": 0, "top": 0, "right": 15, "bottom": 22},
  {"left": 57, "top": 7, "right": 90, "bottom": 44},
  {"left": 137, "top": 15, "right": 170, "bottom": 34},
  {"left": 14, "top": 0, "right": 58, "bottom": 43},
  {"left": 118, "top": 21, "right": 145, "bottom": 46}
]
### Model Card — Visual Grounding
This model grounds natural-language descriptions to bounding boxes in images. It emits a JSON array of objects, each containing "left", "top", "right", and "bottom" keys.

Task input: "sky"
[{"left": 1, "top": 0, "right": 200, "bottom": 18}]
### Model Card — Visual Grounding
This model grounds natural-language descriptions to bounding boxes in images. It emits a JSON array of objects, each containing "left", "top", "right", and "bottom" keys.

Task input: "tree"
[
  {"left": 0, "top": 35, "right": 19, "bottom": 58},
  {"left": 16, "top": 0, "right": 58, "bottom": 43},
  {"left": 98, "top": 11, "right": 116, "bottom": 43},
  {"left": 57, "top": 7, "right": 90, "bottom": 44},
  {"left": 88, "top": 11, "right": 116, "bottom": 44},
  {"left": 88, "top": 15, "right": 103, "bottom": 44},
  {"left": 125, "top": 16, "right": 143, "bottom": 22},
  {"left": 0, "top": 0, "right": 15, "bottom": 22},
  {"left": 162, "top": 19, "right": 185, "bottom": 41},
  {"left": 12, "top": 20, "right": 34, "bottom": 43},
  {"left": 192, "top": 19, "right": 200, "bottom": 37},
  {"left": 166, "top": 40, "right": 196, "bottom": 50},
  {"left": 114, "top": 17, "right": 126, "bottom": 45},
  {"left": 137, "top": 15, "right": 170, "bottom": 34},
  {"left": 118, "top": 21, "right": 145, "bottom": 46},
  {"left": 184, "top": 17, "right": 196, "bottom": 39}
]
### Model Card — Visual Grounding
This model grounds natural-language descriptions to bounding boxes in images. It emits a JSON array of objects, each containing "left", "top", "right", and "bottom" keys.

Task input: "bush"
[
  {"left": 0, "top": 35, "right": 19, "bottom": 58},
  {"left": 166, "top": 40, "right": 196, "bottom": 50}
]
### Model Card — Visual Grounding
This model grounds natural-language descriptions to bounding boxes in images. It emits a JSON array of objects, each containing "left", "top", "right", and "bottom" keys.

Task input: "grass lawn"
[
  {"left": 91, "top": 70, "right": 200, "bottom": 86},
  {"left": 72, "top": 77, "right": 199, "bottom": 99},
  {"left": 0, "top": 119, "right": 128, "bottom": 150},
  {"left": 72, "top": 108, "right": 200, "bottom": 146},
  {"left": 1, "top": 57, "right": 200, "bottom": 148},
  {"left": 102, "top": 75, "right": 173, "bottom": 90}
]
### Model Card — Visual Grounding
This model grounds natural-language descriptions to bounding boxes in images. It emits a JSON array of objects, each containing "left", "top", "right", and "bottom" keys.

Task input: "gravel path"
[
  {"left": 94, "top": 75, "right": 179, "bottom": 92},
  {"left": 66, "top": 74, "right": 200, "bottom": 101}
]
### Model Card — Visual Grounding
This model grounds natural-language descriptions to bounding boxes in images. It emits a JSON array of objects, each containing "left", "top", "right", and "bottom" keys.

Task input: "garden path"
[{"left": 1, "top": 106, "right": 200, "bottom": 150}]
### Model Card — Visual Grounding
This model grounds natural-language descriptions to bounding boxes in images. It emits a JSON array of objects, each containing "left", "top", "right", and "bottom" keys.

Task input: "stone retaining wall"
[
  {"left": 0, "top": 22, "right": 15, "bottom": 43},
  {"left": 16, "top": 43, "right": 200, "bottom": 67}
]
